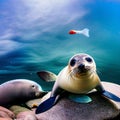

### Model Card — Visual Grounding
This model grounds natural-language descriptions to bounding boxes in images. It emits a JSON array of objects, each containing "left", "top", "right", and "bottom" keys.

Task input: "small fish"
[{"left": 69, "top": 28, "right": 89, "bottom": 37}]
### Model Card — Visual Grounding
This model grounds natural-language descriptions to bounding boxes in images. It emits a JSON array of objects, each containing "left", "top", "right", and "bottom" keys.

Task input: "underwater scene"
[{"left": 0, "top": 0, "right": 120, "bottom": 90}]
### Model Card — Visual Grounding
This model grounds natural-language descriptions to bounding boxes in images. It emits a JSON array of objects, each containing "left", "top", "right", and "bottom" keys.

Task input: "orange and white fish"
[{"left": 69, "top": 28, "right": 89, "bottom": 37}]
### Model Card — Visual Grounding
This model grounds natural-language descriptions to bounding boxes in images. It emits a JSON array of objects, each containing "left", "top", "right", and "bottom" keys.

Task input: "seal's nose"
[{"left": 78, "top": 64, "right": 85, "bottom": 70}]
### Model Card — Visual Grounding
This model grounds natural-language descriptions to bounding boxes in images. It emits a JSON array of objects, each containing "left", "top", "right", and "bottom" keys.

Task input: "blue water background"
[{"left": 0, "top": 0, "right": 120, "bottom": 90}]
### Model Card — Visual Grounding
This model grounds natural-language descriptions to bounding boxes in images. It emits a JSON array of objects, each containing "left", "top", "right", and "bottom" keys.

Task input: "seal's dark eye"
[
  {"left": 32, "top": 85, "right": 35, "bottom": 89},
  {"left": 85, "top": 57, "right": 92, "bottom": 62},
  {"left": 70, "top": 59, "right": 76, "bottom": 66}
]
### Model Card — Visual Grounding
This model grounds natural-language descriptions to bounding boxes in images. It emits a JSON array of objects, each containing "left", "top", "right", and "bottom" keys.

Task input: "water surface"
[{"left": 0, "top": 0, "right": 120, "bottom": 90}]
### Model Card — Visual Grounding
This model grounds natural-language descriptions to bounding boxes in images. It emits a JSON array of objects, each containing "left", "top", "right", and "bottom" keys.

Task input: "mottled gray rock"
[{"left": 35, "top": 82, "right": 120, "bottom": 120}]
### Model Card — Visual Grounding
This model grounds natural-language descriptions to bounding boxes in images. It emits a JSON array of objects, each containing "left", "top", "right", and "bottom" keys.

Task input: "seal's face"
[
  {"left": 25, "top": 81, "right": 45, "bottom": 99},
  {"left": 68, "top": 53, "right": 96, "bottom": 77},
  {"left": 16, "top": 80, "right": 44, "bottom": 100},
  {"left": 29, "top": 83, "right": 41, "bottom": 98}
]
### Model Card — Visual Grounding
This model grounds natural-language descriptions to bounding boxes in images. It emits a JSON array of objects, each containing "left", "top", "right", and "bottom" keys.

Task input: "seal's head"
[
  {"left": 68, "top": 53, "right": 96, "bottom": 77},
  {"left": 23, "top": 80, "right": 41, "bottom": 98},
  {"left": 15, "top": 80, "right": 45, "bottom": 99}
]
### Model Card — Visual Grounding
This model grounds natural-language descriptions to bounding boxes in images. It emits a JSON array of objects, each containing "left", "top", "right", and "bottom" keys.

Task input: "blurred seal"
[{"left": 0, "top": 79, "right": 46, "bottom": 107}]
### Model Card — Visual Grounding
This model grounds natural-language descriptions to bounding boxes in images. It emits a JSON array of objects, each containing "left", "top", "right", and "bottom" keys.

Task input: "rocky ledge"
[
  {"left": 1, "top": 82, "right": 120, "bottom": 120},
  {"left": 36, "top": 82, "right": 120, "bottom": 120}
]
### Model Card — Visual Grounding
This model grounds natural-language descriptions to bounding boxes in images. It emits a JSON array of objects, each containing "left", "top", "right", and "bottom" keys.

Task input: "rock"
[
  {"left": 0, "top": 106, "right": 15, "bottom": 119},
  {"left": 26, "top": 92, "right": 51, "bottom": 109},
  {"left": 16, "top": 111, "right": 38, "bottom": 120},
  {"left": 9, "top": 105, "right": 38, "bottom": 120},
  {"left": 35, "top": 82, "right": 120, "bottom": 120},
  {"left": 9, "top": 105, "right": 30, "bottom": 116},
  {"left": 0, "top": 111, "right": 13, "bottom": 120},
  {"left": 0, "top": 118, "right": 12, "bottom": 120}
]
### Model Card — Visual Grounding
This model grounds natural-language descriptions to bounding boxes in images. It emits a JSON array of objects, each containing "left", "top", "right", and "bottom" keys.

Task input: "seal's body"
[
  {"left": 51, "top": 53, "right": 102, "bottom": 96},
  {"left": 36, "top": 53, "right": 120, "bottom": 114},
  {"left": 0, "top": 79, "right": 43, "bottom": 107},
  {"left": 53, "top": 66, "right": 99, "bottom": 94}
]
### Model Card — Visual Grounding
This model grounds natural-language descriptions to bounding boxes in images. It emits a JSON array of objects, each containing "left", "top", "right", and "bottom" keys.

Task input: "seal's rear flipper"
[
  {"left": 102, "top": 90, "right": 120, "bottom": 102},
  {"left": 35, "top": 96, "right": 56, "bottom": 114},
  {"left": 68, "top": 94, "right": 92, "bottom": 103}
]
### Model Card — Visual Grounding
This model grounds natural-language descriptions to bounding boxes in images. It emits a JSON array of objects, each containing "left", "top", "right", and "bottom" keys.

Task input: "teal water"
[{"left": 0, "top": 0, "right": 120, "bottom": 90}]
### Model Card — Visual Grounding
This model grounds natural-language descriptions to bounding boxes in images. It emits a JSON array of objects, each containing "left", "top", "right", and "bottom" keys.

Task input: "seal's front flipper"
[
  {"left": 102, "top": 90, "right": 120, "bottom": 102},
  {"left": 68, "top": 94, "right": 92, "bottom": 103},
  {"left": 96, "top": 84, "right": 120, "bottom": 102},
  {"left": 37, "top": 71, "right": 57, "bottom": 82},
  {"left": 35, "top": 96, "right": 56, "bottom": 114}
]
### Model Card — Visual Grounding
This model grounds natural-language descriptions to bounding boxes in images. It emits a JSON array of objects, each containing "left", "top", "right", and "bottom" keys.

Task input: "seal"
[
  {"left": 36, "top": 53, "right": 120, "bottom": 114},
  {"left": 0, "top": 79, "right": 45, "bottom": 107}
]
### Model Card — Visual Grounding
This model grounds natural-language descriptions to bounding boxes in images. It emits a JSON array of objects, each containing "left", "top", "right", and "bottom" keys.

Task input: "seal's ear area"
[
  {"left": 37, "top": 71, "right": 57, "bottom": 82},
  {"left": 35, "top": 96, "right": 56, "bottom": 114},
  {"left": 68, "top": 94, "right": 92, "bottom": 103},
  {"left": 102, "top": 90, "right": 120, "bottom": 102}
]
